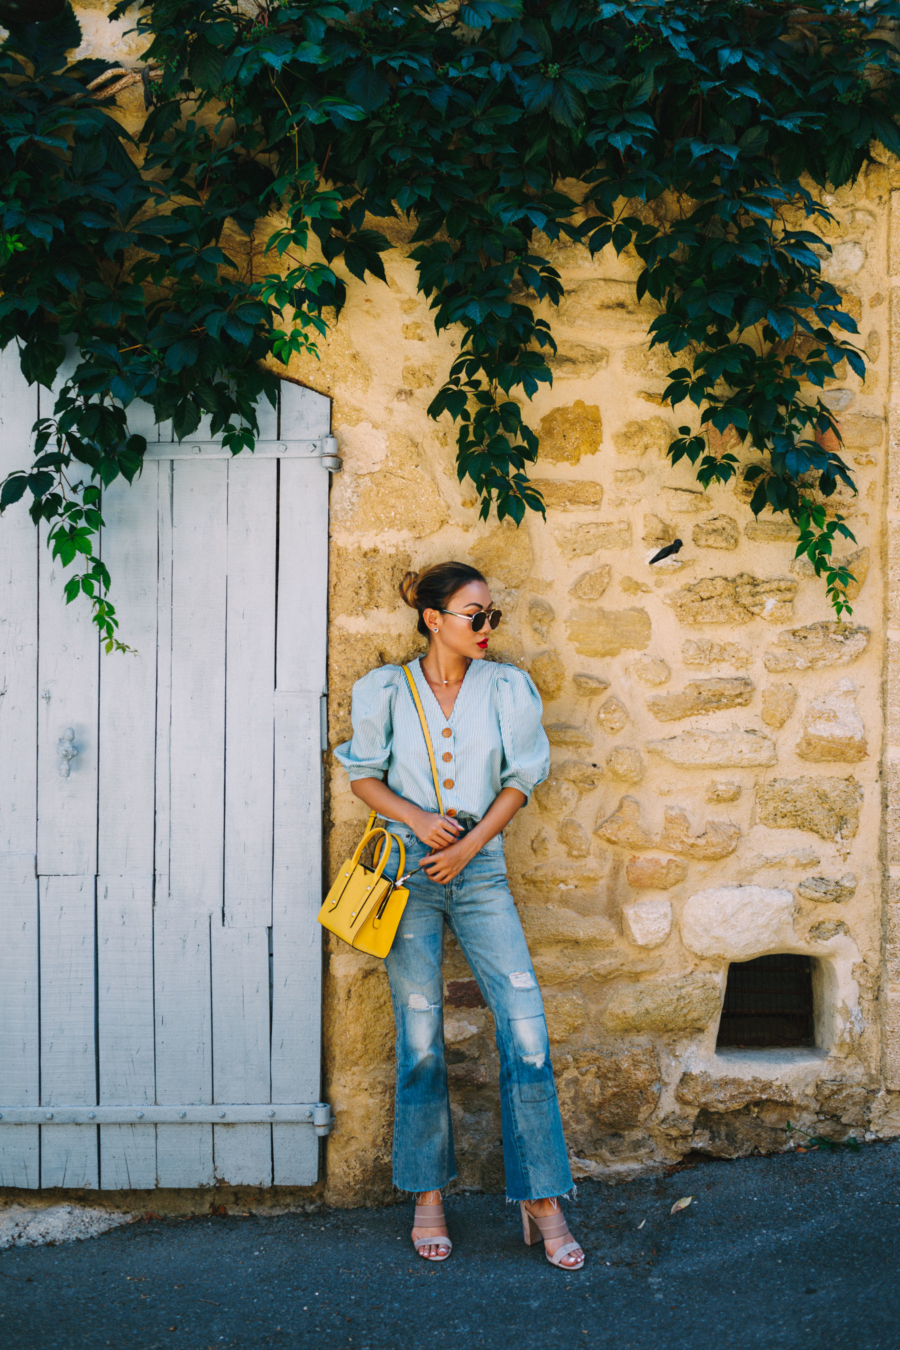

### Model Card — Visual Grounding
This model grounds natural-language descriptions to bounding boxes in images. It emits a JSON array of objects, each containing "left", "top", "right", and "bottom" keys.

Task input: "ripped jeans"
[{"left": 382, "top": 831, "right": 573, "bottom": 1201}]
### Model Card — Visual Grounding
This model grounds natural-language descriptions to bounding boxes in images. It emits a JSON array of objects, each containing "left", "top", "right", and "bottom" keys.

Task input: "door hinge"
[{"left": 319, "top": 435, "right": 342, "bottom": 472}]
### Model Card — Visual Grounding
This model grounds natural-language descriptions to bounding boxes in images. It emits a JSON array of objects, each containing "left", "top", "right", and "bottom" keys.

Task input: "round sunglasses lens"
[
  {"left": 470, "top": 611, "right": 487, "bottom": 633},
  {"left": 489, "top": 609, "right": 502, "bottom": 629}
]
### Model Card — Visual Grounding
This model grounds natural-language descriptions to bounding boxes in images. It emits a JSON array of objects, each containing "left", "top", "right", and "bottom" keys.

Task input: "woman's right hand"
[{"left": 407, "top": 807, "right": 464, "bottom": 850}]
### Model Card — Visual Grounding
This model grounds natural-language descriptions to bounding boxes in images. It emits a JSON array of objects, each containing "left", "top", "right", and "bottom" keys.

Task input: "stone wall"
[
  {"left": 67, "top": 9, "right": 900, "bottom": 1203},
  {"left": 303, "top": 161, "right": 900, "bottom": 1206}
]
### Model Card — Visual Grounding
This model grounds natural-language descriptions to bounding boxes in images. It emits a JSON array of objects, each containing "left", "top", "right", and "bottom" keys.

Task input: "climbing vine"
[{"left": 1, "top": 0, "right": 900, "bottom": 643}]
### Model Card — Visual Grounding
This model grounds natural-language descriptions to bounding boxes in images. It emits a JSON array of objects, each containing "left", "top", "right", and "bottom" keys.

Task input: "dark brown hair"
[{"left": 399, "top": 561, "right": 487, "bottom": 637}]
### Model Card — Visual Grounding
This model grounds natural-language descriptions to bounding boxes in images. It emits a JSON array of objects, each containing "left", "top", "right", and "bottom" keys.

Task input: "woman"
[{"left": 334, "top": 560, "right": 584, "bottom": 1270}]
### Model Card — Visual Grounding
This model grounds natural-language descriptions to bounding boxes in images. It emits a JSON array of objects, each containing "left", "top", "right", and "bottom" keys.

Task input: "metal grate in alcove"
[{"left": 716, "top": 954, "right": 815, "bottom": 1048}]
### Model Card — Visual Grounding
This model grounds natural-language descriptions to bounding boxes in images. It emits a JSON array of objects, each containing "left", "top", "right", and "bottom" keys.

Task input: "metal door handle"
[{"left": 57, "top": 727, "right": 78, "bottom": 778}]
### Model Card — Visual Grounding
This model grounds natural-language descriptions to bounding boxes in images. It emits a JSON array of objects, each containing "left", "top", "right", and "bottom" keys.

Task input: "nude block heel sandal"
[
  {"left": 520, "top": 1201, "right": 585, "bottom": 1270},
  {"left": 412, "top": 1200, "right": 453, "bottom": 1262}
]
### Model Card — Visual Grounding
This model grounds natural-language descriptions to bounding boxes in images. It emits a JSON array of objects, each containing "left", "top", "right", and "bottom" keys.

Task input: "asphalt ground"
[{"left": 3, "top": 1140, "right": 900, "bottom": 1350}]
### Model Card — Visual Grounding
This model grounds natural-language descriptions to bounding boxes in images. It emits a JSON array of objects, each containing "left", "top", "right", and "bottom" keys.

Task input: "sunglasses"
[{"left": 441, "top": 607, "right": 502, "bottom": 633}]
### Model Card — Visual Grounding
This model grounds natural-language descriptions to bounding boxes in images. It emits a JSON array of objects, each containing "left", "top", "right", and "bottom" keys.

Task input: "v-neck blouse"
[{"left": 334, "top": 657, "right": 550, "bottom": 821}]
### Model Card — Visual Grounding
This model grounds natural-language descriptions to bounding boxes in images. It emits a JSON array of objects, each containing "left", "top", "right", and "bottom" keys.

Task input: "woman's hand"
[
  {"left": 421, "top": 836, "right": 479, "bottom": 885},
  {"left": 408, "top": 807, "right": 464, "bottom": 851}
]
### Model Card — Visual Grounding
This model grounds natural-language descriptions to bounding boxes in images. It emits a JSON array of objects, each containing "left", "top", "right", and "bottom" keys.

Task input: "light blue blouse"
[{"left": 334, "top": 657, "right": 550, "bottom": 821}]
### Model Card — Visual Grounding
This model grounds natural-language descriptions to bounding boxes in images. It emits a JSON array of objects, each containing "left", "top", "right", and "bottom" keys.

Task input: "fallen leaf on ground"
[{"left": 670, "top": 1196, "right": 693, "bottom": 1215}]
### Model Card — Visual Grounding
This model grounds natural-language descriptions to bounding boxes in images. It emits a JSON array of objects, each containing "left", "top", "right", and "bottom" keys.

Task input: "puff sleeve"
[
  {"left": 495, "top": 666, "right": 551, "bottom": 799},
  {"left": 333, "top": 665, "right": 401, "bottom": 782}
]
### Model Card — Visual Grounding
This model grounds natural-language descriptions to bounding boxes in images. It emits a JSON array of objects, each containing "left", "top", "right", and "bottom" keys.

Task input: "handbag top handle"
[{"left": 402, "top": 664, "right": 444, "bottom": 816}]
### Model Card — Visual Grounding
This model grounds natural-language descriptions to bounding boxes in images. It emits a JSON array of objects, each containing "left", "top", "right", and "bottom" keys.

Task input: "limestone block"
[
  {"left": 574, "top": 673, "right": 611, "bottom": 696},
  {"left": 755, "top": 776, "right": 863, "bottom": 840},
  {"left": 706, "top": 781, "right": 741, "bottom": 804},
  {"left": 518, "top": 902, "right": 616, "bottom": 946},
  {"left": 342, "top": 463, "right": 448, "bottom": 537},
  {"left": 543, "top": 994, "right": 587, "bottom": 1043},
  {"left": 596, "top": 696, "right": 629, "bottom": 734},
  {"left": 647, "top": 677, "right": 754, "bottom": 722},
  {"left": 693, "top": 515, "right": 739, "bottom": 549},
  {"left": 667, "top": 574, "right": 797, "bottom": 625},
  {"left": 629, "top": 655, "right": 671, "bottom": 686},
  {"left": 567, "top": 607, "right": 652, "bottom": 658},
  {"left": 554, "top": 521, "right": 632, "bottom": 558},
  {"left": 613, "top": 416, "right": 671, "bottom": 457},
  {"left": 762, "top": 621, "right": 870, "bottom": 672},
  {"left": 595, "top": 796, "right": 656, "bottom": 850},
  {"left": 531, "top": 829, "right": 550, "bottom": 858},
  {"left": 809, "top": 920, "right": 851, "bottom": 941},
  {"left": 558, "top": 817, "right": 591, "bottom": 858},
  {"left": 796, "top": 874, "right": 858, "bottom": 903},
  {"left": 546, "top": 722, "right": 594, "bottom": 747},
  {"left": 606, "top": 747, "right": 646, "bottom": 783},
  {"left": 744, "top": 519, "right": 800, "bottom": 542},
  {"left": 529, "top": 650, "right": 565, "bottom": 699},
  {"left": 792, "top": 546, "right": 870, "bottom": 601},
  {"left": 675, "top": 1072, "right": 797, "bottom": 1111},
  {"left": 615, "top": 468, "right": 645, "bottom": 488},
  {"left": 528, "top": 597, "right": 555, "bottom": 642},
  {"left": 680, "top": 885, "right": 795, "bottom": 959},
  {"left": 557, "top": 759, "right": 606, "bottom": 790},
  {"left": 647, "top": 728, "right": 776, "bottom": 768},
  {"left": 546, "top": 343, "right": 609, "bottom": 380},
  {"left": 560, "top": 278, "right": 653, "bottom": 329},
  {"left": 602, "top": 974, "right": 722, "bottom": 1033},
  {"left": 761, "top": 683, "right": 797, "bottom": 729},
  {"left": 470, "top": 518, "right": 533, "bottom": 587},
  {"left": 533, "top": 777, "right": 580, "bottom": 816},
  {"left": 626, "top": 856, "right": 688, "bottom": 889},
  {"left": 569, "top": 566, "right": 611, "bottom": 601},
  {"left": 660, "top": 809, "right": 741, "bottom": 860},
  {"left": 643, "top": 514, "right": 677, "bottom": 546},
  {"left": 682, "top": 639, "right": 750, "bottom": 668},
  {"left": 623, "top": 899, "right": 673, "bottom": 948},
  {"left": 556, "top": 1045, "right": 661, "bottom": 1133},
  {"left": 531, "top": 479, "right": 604, "bottom": 511},
  {"left": 795, "top": 680, "right": 867, "bottom": 762},
  {"left": 330, "top": 545, "right": 412, "bottom": 617},
  {"left": 660, "top": 486, "right": 713, "bottom": 514},
  {"left": 620, "top": 575, "right": 651, "bottom": 594},
  {"left": 538, "top": 400, "right": 602, "bottom": 464}
]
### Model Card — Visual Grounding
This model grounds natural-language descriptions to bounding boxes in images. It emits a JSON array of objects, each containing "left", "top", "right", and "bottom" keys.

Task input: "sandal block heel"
[{"left": 519, "top": 1200, "right": 585, "bottom": 1271}]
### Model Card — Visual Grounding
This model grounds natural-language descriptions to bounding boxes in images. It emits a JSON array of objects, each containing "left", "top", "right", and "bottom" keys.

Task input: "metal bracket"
[
  {"left": 0, "top": 1103, "right": 335, "bottom": 1137},
  {"left": 319, "top": 434, "right": 342, "bottom": 472}
]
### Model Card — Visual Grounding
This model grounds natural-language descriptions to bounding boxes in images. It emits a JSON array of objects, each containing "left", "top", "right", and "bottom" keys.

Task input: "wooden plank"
[
  {"left": 0, "top": 349, "right": 40, "bottom": 1188},
  {"left": 0, "top": 346, "right": 39, "bottom": 857},
  {"left": 154, "top": 460, "right": 173, "bottom": 900},
  {"left": 211, "top": 925, "right": 272, "bottom": 1185},
  {"left": 98, "top": 465, "right": 159, "bottom": 876},
  {"left": 276, "top": 458, "right": 329, "bottom": 694},
  {"left": 279, "top": 380, "right": 331, "bottom": 440},
  {"left": 154, "top": 912, "right": 214, "bottom": 1187},
  {"left": 39, "top": 875, "right": 98, "bottom": 1188},
  {"left": 36, "top": 520, "right": 99, "bottom": 875},
  {"left": 224, "top": 456, "right": 276, "bottom": 928},
  {"left": 165, "top": 458, "right": 227, "bottom": 912},
  {"left": 0, "top": 857, "right": 39, "bottom": 1186},
  {"left": 271, "top": 691, "right": 323, "bottom": 1185},
  {"left": 97, "top": 876, "right": 156, "bottom": 1189}
]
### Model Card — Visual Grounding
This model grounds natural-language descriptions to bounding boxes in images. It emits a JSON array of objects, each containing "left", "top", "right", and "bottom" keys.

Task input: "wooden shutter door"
[{"left": 0, "top": 346, "right": 332, "bottom": 1189}]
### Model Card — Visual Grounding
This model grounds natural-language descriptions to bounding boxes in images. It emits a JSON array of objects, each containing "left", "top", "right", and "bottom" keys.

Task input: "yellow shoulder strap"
[{"left": 402, "top": 663, "right": 444, "bottom": 815}]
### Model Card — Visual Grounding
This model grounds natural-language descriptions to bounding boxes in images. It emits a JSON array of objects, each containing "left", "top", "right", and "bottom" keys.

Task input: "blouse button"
[
  {"left": 442, "top": 752, "right": 452, "bottom": 762},
  {"left": 446, "top": 808, "right": 457, "bottom": 817},
  {"left": 442, "top": 727, "right": 452, "bottom": 738},
  {"left": 443, "top": 779, "right": 454, "bottom": 790}
]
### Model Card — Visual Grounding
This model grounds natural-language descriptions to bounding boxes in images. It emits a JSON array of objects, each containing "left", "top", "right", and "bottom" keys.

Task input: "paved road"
[{"left": 3, "top": 1141, "right": 900, "bottom": 1349}]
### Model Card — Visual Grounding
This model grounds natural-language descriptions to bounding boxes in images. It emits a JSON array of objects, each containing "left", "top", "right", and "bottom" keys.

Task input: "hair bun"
[{"left": 399, "top": 570, "right": 420, "bottom": 609}]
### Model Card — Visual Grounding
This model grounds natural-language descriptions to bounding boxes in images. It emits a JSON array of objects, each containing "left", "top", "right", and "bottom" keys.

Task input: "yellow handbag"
[
  {"left": 318, "top": 822, "right": 409, "bottom": 958},
  {"left": 320, "top": 664, "right": 443, "bottom": 959}
]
